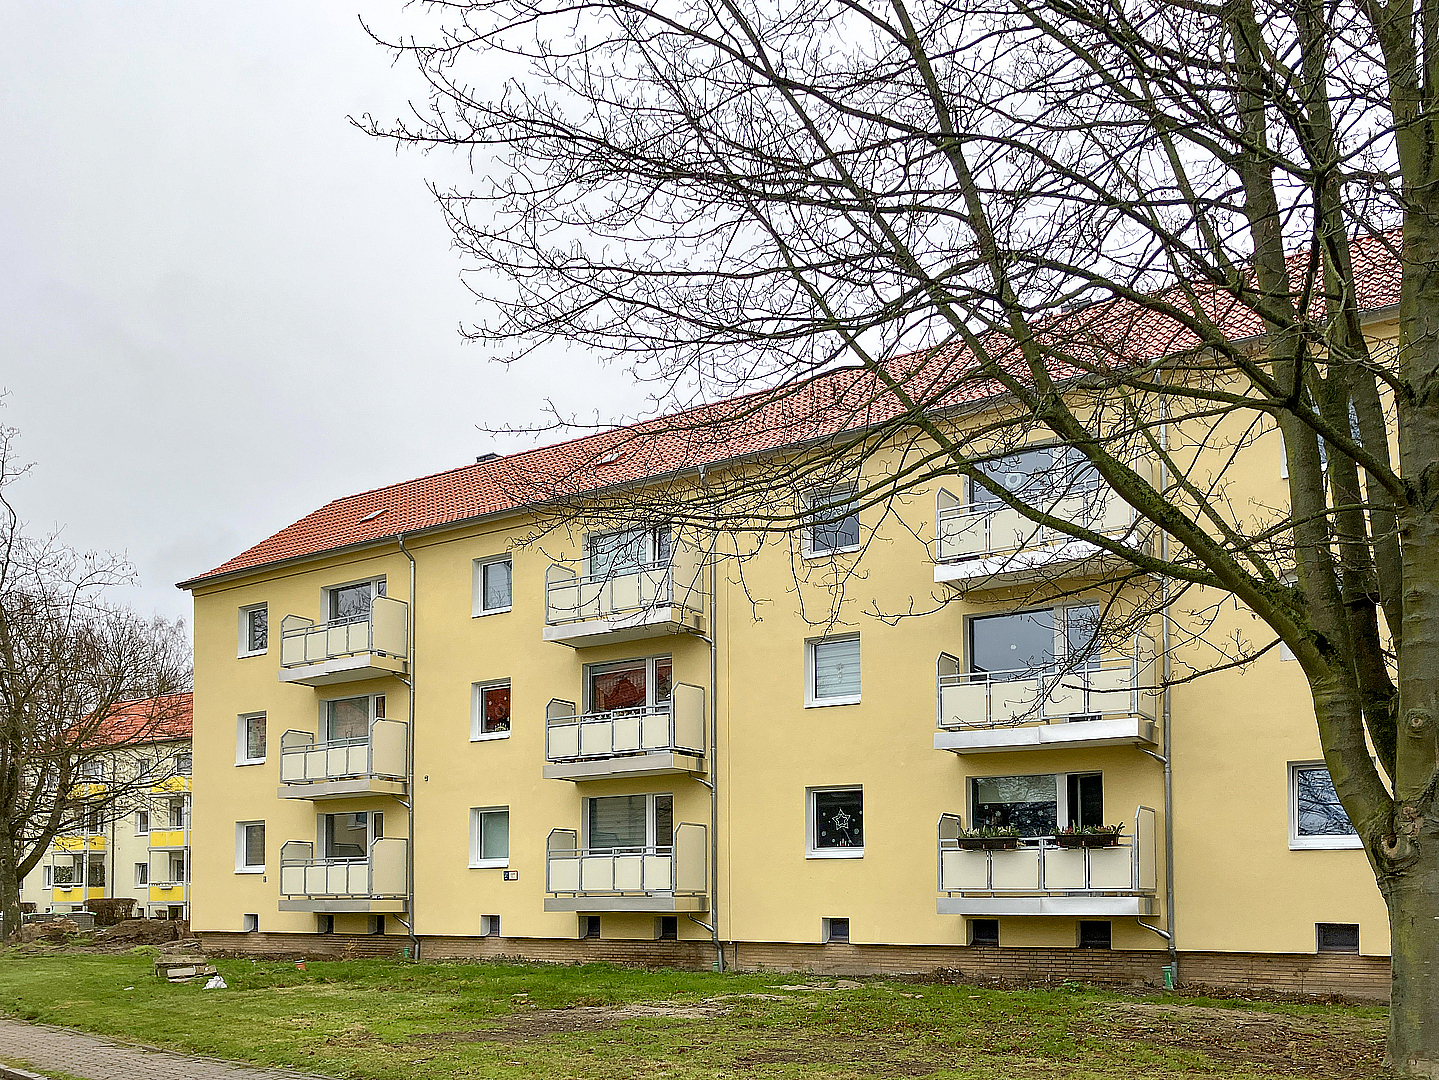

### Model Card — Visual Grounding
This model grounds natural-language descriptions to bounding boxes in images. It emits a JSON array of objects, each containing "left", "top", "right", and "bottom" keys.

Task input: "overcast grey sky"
[{"left": 1, "top": 3, "right": 643, "bottom": 629}]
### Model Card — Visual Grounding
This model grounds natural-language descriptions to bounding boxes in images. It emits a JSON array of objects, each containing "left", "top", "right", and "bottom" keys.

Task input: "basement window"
[
  {"left": 482, "top": 915, "right": 501, "bottom": 938},
  {"left": 1317, "top": 923, "right": 1360, "bottom": 953},
  {"left": 1078, "top": 921, "right": 1111, "bottom": 949},
  {"left": 823, "top": 917, "right": 850, "bottom": 943},
  {"left": 657, "top": 916, "right": 678, "bottom": 941},
  {"left": 969, "top": 919, "right": 999, "bottom": 946}
]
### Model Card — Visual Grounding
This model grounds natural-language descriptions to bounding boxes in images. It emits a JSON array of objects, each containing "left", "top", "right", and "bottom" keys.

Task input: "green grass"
[{"left": 0, "top": 953, "right": 1389, "bottom": 1079}]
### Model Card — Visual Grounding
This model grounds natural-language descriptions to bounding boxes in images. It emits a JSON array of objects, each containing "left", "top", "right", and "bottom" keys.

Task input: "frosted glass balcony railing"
[
  {"left": 277, "top": 597, "right": 409, "bottom": 685},
  {"left": 937, "top": 807, "right": 1157, "bottom": 911},
  {"left": 279, "top": 720, "right": 408, "bottom": 788},
  {"left": 545, "top": 823, "right": 708, "bottom": 899},
  {"left": 545, "top": 684, "right": 705, "bottom": 763},
  {"left": 543, "top": 546, "right": 706, "bottom": 642},
  {"left": 278, "top": 838, "right": 407, "bottom": 900}
]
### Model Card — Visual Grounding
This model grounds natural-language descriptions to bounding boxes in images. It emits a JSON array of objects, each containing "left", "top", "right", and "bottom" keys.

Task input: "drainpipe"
[
  {"left": 691, "top": 466, "right": 723, "bottom": 972},
  {"left": 397, "top": 535, "right": 420, "bottom": 962}
]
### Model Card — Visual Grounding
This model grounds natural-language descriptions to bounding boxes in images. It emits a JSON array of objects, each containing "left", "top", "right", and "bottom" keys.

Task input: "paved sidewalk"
[{"left": 0, "top": 1018, "right": 332, "bottom": 1080}]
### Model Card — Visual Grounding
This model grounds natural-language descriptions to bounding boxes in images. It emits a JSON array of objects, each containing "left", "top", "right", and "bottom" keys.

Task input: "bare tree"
[
  {"left": 0, "top": 422, "right": 191, "bottom": 938},
  {"left": 363, "top": 0, "right": 1437, "bottom": 1069}
]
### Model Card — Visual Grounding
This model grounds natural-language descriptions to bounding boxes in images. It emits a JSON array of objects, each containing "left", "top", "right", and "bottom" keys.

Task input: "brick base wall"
[{"left": 198, "top": 932, "right": 1392, "bottom": 1002}]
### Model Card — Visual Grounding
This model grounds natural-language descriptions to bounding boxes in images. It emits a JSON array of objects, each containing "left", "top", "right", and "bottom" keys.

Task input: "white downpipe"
[{"left": 398, "top": 535, "right": 419, "bottom": 962}]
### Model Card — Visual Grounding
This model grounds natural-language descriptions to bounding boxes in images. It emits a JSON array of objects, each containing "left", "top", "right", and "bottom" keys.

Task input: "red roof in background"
[
  {"left": 91, "top": 693, "right": 193, "bottom": 748},
  {"left": 179, "top": 233, "right": 1403, "bottom": 589}
]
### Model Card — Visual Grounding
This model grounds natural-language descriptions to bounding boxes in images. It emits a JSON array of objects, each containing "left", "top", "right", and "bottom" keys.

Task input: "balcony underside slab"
[
  {"left": 934, "top": 543, "right": 1131, "bottom": 591},
  {"left": 935, "top": 717, "right": 1157, "bottom": 755},
  {"left": 543, "top": 752, "right": 704, "bottom": 782},
  {"left": 279, "top": 653, "right": 407, "bottom": 687},
  {"left": 544, "top": 894, "right": 708, "bottom": 913},
  {"left": 543, "top": 607, "right": 705, "bottom": 647},
  {"left": 938, "top": 895, "right": 1155, "bottom": 917},
  {"left": 278, "top": 778, "right": 407, "bottom": 801},
  {"left": 279, "top": 898, "right": 407, "bottom": 913}
]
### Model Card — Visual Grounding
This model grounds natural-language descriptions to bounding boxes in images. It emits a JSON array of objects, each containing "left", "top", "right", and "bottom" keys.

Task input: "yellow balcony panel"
[
  {"left": 277, "top": 721, "right": 408, "bottom": 801},
  {"left": 151, "top": 775, "right": 192, "bottom": 794},
  {"left": 543, "top": 551, "right": 707, "bottom": 648},
  {"left": 50, "top": 887, "right": 105, "bottom": 902},
  {"left": 543, "top": 685, "right": 706, "bottom": 782},
  {"left": 277, "top": 837, "right": 407, "bottom": 912},
  {"left": 148, "top": 884, "right": 187, "bottom": 901},
  {"left": 936, "top": 807, "right": 1158, "bottom": 918},
  {"left": 68, "top": 783, "right": 107, "bottom": 799},
  {"left": 544, "top": 822, "right": 708, "bottom": 913},
  {"left": 278, "top": 598, "right": 409, "bottom": 687},
  {"left": 148, "top": 830, "right": 188, "bottom": 849},
  {"left": 53, "top": 835, "right": 105, "bottom": 852}
]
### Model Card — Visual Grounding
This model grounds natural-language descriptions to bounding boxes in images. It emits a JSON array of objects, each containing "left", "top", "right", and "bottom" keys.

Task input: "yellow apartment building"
[
  {"left": 179, "top": 300, "right": 1395, "bottom": 1000},
  {"left": 22, "top": 694, "right": 194, "bottom": 921}
]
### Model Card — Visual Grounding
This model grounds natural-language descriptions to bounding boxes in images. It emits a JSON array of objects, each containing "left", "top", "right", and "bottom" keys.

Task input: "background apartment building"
[
  {"left": 21, "top": 694, "right": 194, "bottom": 921},
  {"left": 179, "top": 340, "right": 1392, "bottom": 999}
]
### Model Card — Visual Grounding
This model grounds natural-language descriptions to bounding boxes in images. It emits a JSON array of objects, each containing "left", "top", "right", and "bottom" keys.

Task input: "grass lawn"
[{"left": 0, "top": 951, "right": 1388, "bottom": 1080}]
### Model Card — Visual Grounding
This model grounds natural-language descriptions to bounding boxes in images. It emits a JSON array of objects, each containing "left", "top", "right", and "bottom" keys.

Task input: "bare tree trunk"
[{"left": 0, "top": 838, "right": 21, "bottom": 942}]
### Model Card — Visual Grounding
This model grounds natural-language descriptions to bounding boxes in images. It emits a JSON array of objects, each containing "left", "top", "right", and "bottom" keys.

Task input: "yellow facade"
[{"left": 183, "top": 373, "right": 1389, "bottom": 979}]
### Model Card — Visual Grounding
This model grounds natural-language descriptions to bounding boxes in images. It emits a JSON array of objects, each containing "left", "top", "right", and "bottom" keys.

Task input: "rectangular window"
[
  {"left": 804, "top": 485, "right": 860, "bottom": 555},
  {"left": 587, "top": 528, "right": 670, "bottom": 579},
  {"left": 474, "top": 556, "right": 513, "bottom": 615},
  {"left": 582, "top": 915, "right": 601, "bottom": 939},
  {"left": 88, "top": 855, "right": 106, "bottom": 888},
  {"left": 1317, "top": 923, "right": 1360, "bottom": 953},
  {"left": 1290, "top": 763, "right": 1361, "bottom": 849},
  {"left": 168, "top": 798, "right": 186, "bottom": 830},
  {"left": 135, "top": 811, "right": 149, "bottom": 835},
  {"left": 239, "top": 604, "right": 268, "bottom": 656},
  {"left": 173, "top": 752, "right": 192, "bottom": 777},
  {"left": 237, "top": 822, "right": 266, "bottom": 872},
  {"left": 470, "top": 808, "right": 511, "bottom": 867},
  {"left": 969, "top": 919, "right": 999, "bottom": 946},
  {"left": 472, "top": 681, "right": 512, "bottom": 740},
  {"left": 42, "top": 865, "right": 53, "bottom": 888},
  {"left": 237, "top": 713, "right": 267, "bottom": 764},
  {"left": 327, "top": 578, "right": 385, "bottom": 622},
  {"left": 170, "top": 854, "right": 187, "bottom": 882},
  {"left": 586, "top": 793, "right": 672, "bottom": 850},
  {"left": 808, "top": 787, "right": 864, "bottom": 857},
  {"left": 657, "top": 916, "right": 678, "bottom": 941},
  {"left": 52, "top": 859, "right": 75, "bottom": 885},
  {"left": 1078, "top": 920, "right": 1112, "bottom": 949},
  {"left": 823, "top": 917, "right": 850, "bottom": 943},
  {"left": 970, "top": 772, "right": 1102, "bottom": 836},
  {"left": 324, "top": 696, "right": 372, "bottom": 743},
  {"left": 482, "top": 915, "right": 501, "bottom": 937},
  {"left": 971, "top": 446, "right": 1098, "bottom": 508},
  {"left": 135, "top": 862, "right": 149, "bottom": 887},
  {"left": 323, "top": 812, "right": 370, "bottom": 859},
  {"left": 807, "top": 636, "right": 860, "bottom": 706},
  {"left": 243, "top": 913, "right": 259, "bottom": 932}
]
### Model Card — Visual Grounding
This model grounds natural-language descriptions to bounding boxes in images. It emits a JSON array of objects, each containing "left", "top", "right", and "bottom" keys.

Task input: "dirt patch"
[
  {"left": 732, "top": 1037, "right": 949, "bottom": 1078},
  {"left": 1087, "top": 1001, "right": 1387, "bottom": 1079},
  {"left": 410, "top": 1000, "right": 733, "bottom": 1044}
]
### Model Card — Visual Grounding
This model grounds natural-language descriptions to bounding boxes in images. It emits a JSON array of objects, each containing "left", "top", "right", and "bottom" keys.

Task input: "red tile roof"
[
  {"left": 179, "top": 233, "right": 1402, "bottom": 589},
  {"left": 90, "top": 693, "right": 193, "bottom": 748}
]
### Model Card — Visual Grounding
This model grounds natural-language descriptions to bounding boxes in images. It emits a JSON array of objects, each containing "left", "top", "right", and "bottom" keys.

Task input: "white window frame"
[
  {"left": 238, "top": 603, "right": 268, "bottom": 657},
  {"left": 236, "top": 712, "right": 267, "bottom": 765},
  {"left": 470, "top": 807, "right": 511, "bottom": 869},
  {"left": 1289, "top": 761, "right": 1363, "bottom": 850},
  {"left": 321, "top": 576, "right": 387, "bottom": 623},
  {"left": 42, "top": 865, "right": 53, "bottom": 888},
  {"left": 318, "top": 693, "right": 384, "bottom": 743},
  {"left": 583, "top": 655, "right": 674, "bottom": 713},
  {"left": 235, "top": 821, "right": 266, "bottom": 873},
  {"left": 172, "top": 751, "right": 192, "bottom": 777},
  {"left": 135, "top": 862, "right": 149, "bottom": 887},
  {"left": 805, "top": 635, "right": 861, "bottom": 707},
  {"left": 471, "top": 679, "right": 513, "bottom": 742},
  {"left": 582, "top": 793, "right": 673, "bottom": 849},
  {"left": 135, "top": 810, "right": 150, "bottom": 835},
  {"left": 966, "top": 771, "right": 1102, "bottom": 833},
  {"left": 481, "top": 914, "right": 501, "bottom": 937},
  {"left": 806, "top": 785, "right": 865, "bottom": 860},
  {"left": 801, "top": 484, "right": 861, "bottom": 557},
  {"left": 473, "top": 555, "right": 514, "bottom": 617}
]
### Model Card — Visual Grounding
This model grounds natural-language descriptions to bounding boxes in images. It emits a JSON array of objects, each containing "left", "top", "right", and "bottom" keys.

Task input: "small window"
[
  {"left": 657, "top": 916, "right": 678, "bottom": 941},
  {"left": 371, "top": 915, "right": 386, "bottom": 935},
  {"left": 236, "top": 822, "right": 265, "bottom": 872},
  {"left": 135, "top": 811, "right": 150, "bottom": 835},
  {"left": 808, "top": 786, "right": 864, "bottom": 858},
  {"left": 473, "top": 681, "right": 512, "bottom": 740},
  {"left": 1290, "top": 763, "right": 1361, "bottom": 849},
  {"left": 242, "top": 913, "right": 259, "bottom": 933},
  {"left": 1078, "top": 921, "right": 1111, "bottom": 949},
  {"left": 470, "top": 808, "right": 511, "bottom": 868},
  {"left": 823, "top": 917, "right": 850, "bottom": 943},
  {"left": 327, "top": 578, "right": 386, "bottom": 622},
  {"left": 173, "top": 752, "right": 192, "bottom": 777},
  {"left": 1317, "top": 923, "right": 1360, "bottom": 953},
  {"left": 807, "top": 636, "right": 860, "bottom": 706},
  {"left": 474, "top": 556, "right": 514, "bottom": 615},
  {"left": 969, "top": 918, "right": 999, "bottom": 946},
  {"left": 804, "top": 485, "right": 860, "bottom": 555},
  {"left": 582, "top": 915, "right": 601, "bottom": 939},
  {"left": 317, "top": 914, "right": 334, "bottom": 934},
  {"left": 239, "top": 604, "right": 268, "bottom": 656},
  {"left": 42, "top": 865, "right": 53, "bottom": 888},
  {"left": 482, "top": 915, "right": 502, "bottom": 938},
  {"left": 135, "top": 862, "right": 149, "bottom": 887},
  {"left": 237, "top": 713, "right": 267, "bottom": 764}
]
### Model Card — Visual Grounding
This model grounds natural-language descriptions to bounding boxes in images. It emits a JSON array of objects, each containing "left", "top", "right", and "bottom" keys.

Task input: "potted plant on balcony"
[
  {"left": 955, "top": 825, "right": 1021, "bottom": 851},
  {"left": 1053, "top": 823, "right": 1124, "bottom": 849}
]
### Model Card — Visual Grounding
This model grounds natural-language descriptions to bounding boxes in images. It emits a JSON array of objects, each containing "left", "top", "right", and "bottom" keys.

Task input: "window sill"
[
  {"left": 471, "top": 731, "right": 511, "bottom": 743},
  {"left": 1290, "top": 836, "right": 1364, "bottom": 850},
  {"left": 234, "top": 867, "right": 265, "bottom": 875},
  {"left": 802, "top": 546, "right": 861, "bottom": 561},
  {"left": 806, "top": 848, "right": 864, "bottom": 860},
  {"left": 235, "top": 759, "right": 266, "bottom": 767},
  {"left": 470, "top": 859, "right": 509, "bottom": 870},
  {"left": 237, "top": 650, "right": 268, "bottom": 659},
  {"left": 472, "top": 607, "right": 513, "bottom": 619},
  {"left": 805, "top": 696, "right": 861, "bottom": 709}
]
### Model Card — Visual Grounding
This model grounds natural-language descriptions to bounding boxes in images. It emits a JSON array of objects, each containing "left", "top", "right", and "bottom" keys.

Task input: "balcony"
[
  {"left": 934, "top": 471, "right": 1154, "bottom": 590},
  {"left": 934, "top": 644, "right": 1158, "bottom": 755},
  {"left": 52, "top": 835, "right": 104, "bottom": 853},
  {"left": 148, "top": 881, "right": 188, "bottom": 904},
  {"left": 148, "top": 828, "right": 189, "bottom": 850},
  {"left": 51, "top": 886, "right": 105, "bottom": 903},
  {"left": 544, "top": 822, "right": 708, "bottom": 912},
  {"left": 543, "top": 550, "right": 707, "bottom": 647},
  {"left": 937, "top": 807, "right": 1158, "bottom": 916},
  {"left": 543, "top": 684, "right": 705, "bottom": 781},
  {"left": 278, "top": 596, "right": 409, "bottom": 686},
  {"left": 277, "top": 838, "right": 408, "bottom": 913},
  {"left": 151, "top": 774, "right": 191, "bottom": 795},
  {"left": 278, "top": 721, "right": 408, "bottom": 800}
]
